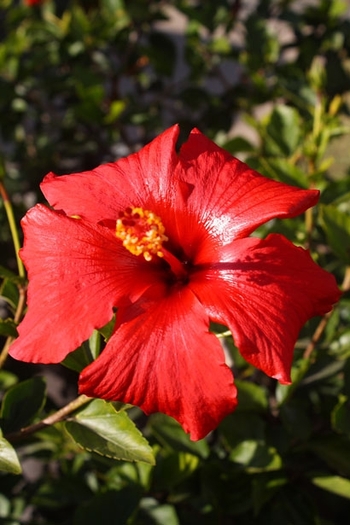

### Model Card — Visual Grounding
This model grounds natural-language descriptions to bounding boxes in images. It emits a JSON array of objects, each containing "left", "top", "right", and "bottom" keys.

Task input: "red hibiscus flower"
[
  {"left": 25, "top": 0, "right": 43, "bottom": 5},
  {"left": 10, "top": 125, "right": 340, "bottom": 440}
]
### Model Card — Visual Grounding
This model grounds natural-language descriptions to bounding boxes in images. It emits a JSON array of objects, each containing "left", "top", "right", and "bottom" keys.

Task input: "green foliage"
[
  {"left": 65, "top": 400, "right": 155, "bottom": 464},
  {"left": 0, "top": 431, "right": 21, "bottom": 474},
  {"left": 0, "top": 0, "right": 350, "bottom": 523},
  {"left": 0, "top": 376, "right": 47, "bottom": 433}
]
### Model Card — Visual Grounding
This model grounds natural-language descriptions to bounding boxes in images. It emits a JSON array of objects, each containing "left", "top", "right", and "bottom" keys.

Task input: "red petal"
[
  {"left": 179, "top": 129, "right": 319, "bottom": 242},
  {"left": 41, "top": 125, "right": 181, "bottom": 222},
  {"left": 190, "top": 234, "right": 340, "bottom": 383},
  {"left": 79, "top": 287, "right": 237, "bottom": 441},
  {"left": 10, "top": 205, "right": 164, "bottom": 363}
]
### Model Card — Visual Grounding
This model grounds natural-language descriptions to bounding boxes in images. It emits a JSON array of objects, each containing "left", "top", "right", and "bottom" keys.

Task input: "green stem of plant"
[
  {"left": 0, "top": 284, "right": 27, "bottom": 369},
  {"left": 304, "top": 207, "right": 313, "bottom": 249},
  {"left": 313, "top": 96, "right": 323, "bottom": 141},
  {"left": 0, "top": 181, "right": 25, "bottom": 278},
  {"left": 0, "top": 180, "right": 27, "bottom": 367},
  {"left": 5, "top": 394, "right": 92, "bottom": 443}
]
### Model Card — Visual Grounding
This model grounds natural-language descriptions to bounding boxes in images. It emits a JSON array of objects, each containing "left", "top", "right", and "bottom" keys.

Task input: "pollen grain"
[{"left": 116, "top": 207, "right": 168, "bottom": 261}]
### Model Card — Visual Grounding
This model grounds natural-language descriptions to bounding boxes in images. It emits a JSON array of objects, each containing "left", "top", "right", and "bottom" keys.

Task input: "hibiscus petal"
[
  {"left": 179, "top": 129, "right": 319, "bottom": 243},
  {"left": 40, "top": 125, "right": 181, "bottom": 222},
  {"left": 79, "top": 287, "right": 237, "bottom": 441},
  {"left": 10, "top": 205, "right": 164, "bottom": 363},
  {"left": 190, "top": 234, "right": 340, "bottom": 383}
]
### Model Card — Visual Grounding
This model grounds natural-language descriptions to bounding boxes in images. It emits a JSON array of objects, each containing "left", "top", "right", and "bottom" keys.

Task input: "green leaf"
[
  {"left": 65, "top": 399, "right": 155, "bottom": 464},
  {"left": 148, "top": 413, "right": 209, "bottom": 459},
  {"left": 261, "top": 157, "right": 308, "bottom": 187},
  {"left": 0, "top": 265, "right": 23, "bottom": 284},
  {"left": 307, "top": 436, "right": 350, "bottom": 475},
  {"left": 73, "top": 488, "right": 141, "bottom": 525},
  {"left": 235, "top": 380, "right": 268, "bottom": 412},
  {"left": 0, "top": 432, "right": 21, "bottom": 474},
  {"left": 63, "top": 329, "right": 102, "bottom": 372},
  {"left": 220, "top": 412, "right": 266, "bottom": 449},
  {"left": 332, "top": 396, "right": 350, "bottom": 436},
  {"left": 265, "top": 105, "right": 300, "bottom": 157},
  {"left": 230, "top": 440, "right": 282, "bottom": 472},
  {"left": 311, "top": 475, "right": 350, "bottom": 499},
  {"left": 104, "top": 100, "right": 127, "bottom": 124},
  {"left": 148, "top": 32, "right": 176, "bottom": 76},
  {"left": 252, "top": 472, "right": 288, "bottom": 514},
  {"left": 320, "top": 204, "right": 350, "bottom": 263},
  {"left": 153, "top": 451, "right": 200, "bottom": 491},
  {"left": 138, "top": 497, "right": 179, "bottom": 525},
  {"left": 0, "top": 279, "right": 19, "bottom": 310},
  {"left": 0, "top": 370, "right": 17, "bottom": 391},
  {"left": 279, "top": 401, "right": 312, "bottom": 441},
  {"left": 0, "top": 377, "right": 47, "bottom": 433},
  {"left": 98, "top": 316, "right": 115, "bottom": 341},
  {"left": 276, "top": 358, "right": 310, "bottom": 405},
  {"left": 301, "top": 359, "right": 345, "bottom": 386},
  {"left": 62, "top": 344, "right": 93, "bottom": 373},
  {"left": 0, "top": 318, "right": 17, "bottom": 338},
  {"left": 210, "top": 35, "right": 231, "bottom": 54},
  {"left": 106, "top": 461, "right": 153, "bottom": 491},
  {"left": 222, "top": 136, "right": 255, "bottom": 155}
]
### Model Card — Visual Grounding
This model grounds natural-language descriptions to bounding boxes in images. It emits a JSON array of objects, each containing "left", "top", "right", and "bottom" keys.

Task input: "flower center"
[
  {"left": 116, "top": 207, "right": 168, "bottom": 262},
  {"left": 116, "top": 206, "right": 189, "bottom": 282}
]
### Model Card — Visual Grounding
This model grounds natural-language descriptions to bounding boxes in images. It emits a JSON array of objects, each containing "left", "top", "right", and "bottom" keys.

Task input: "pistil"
[
  {"left": 161, "top": 246, "right": 188, "bottom": 281},
  {"left": 116, "top": 206, "right": 187, "bottom": 280}
]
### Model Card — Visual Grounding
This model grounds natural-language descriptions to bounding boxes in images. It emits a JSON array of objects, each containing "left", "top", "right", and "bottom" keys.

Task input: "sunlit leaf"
[
  {"left": 230, "top": 440, "right": 282, "bottom": 472},
  {"left": 65, "top": 399, "right": 154, "bottom": 464},
  {"left": 0, "top": 433, "right": 21, "bottom": 475},
  {"left": 311, "top": 475, "right": 350, "bottom": 499},
  {"left": 265, "top": 105, "right": 300, "bottom": 157},
  {"left": 153, "top": 451, "right": 200, "bottom": 491},
  {"left": 138, "top": 497, "right": 179, "bottom": 525},
  {"left": 0, "top": 370, "right": 17, "bottom": 391}
]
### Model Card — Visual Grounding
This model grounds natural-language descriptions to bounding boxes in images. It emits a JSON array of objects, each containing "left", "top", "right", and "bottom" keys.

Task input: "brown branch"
[
  {"left": 5, "top": 395, "right": 91, "bottom": 443},
  {"left": 303, "top": 266, "right": 350, "bottom": 360}
]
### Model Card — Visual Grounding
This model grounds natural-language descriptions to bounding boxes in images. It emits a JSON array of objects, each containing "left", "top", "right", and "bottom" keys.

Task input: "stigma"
[{"left": 116, "top": 207, "right": 168, "bottom": 261}]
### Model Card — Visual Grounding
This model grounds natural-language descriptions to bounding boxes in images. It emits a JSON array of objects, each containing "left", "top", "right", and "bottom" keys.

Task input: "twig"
[
  {"left": 303, "top": 266, "right": 350, "bottom": 361},
  {"left": 5, "top": 394, "right": 91, "bottom": 443}
]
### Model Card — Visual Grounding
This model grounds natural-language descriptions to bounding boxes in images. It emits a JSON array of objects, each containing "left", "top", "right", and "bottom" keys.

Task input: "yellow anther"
[{"left": 116, "top": 207, "right": 168, "bottom": 261}]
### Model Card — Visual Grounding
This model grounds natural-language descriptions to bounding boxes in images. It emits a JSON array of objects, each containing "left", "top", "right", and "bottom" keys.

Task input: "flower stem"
[
  {"left": 0, "top": 181, "right": 25, "bottom": 279},
  {"left": 5, "top": 394, "right": 91, "bottom": 443},
  {"left": 0, "top": 179, "right": 27, "bottom": 368}
]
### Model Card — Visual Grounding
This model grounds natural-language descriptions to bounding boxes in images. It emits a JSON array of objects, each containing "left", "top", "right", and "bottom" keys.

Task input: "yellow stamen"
[{"left": 116, "top": 207, "right": 168, "bottom": 261}]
